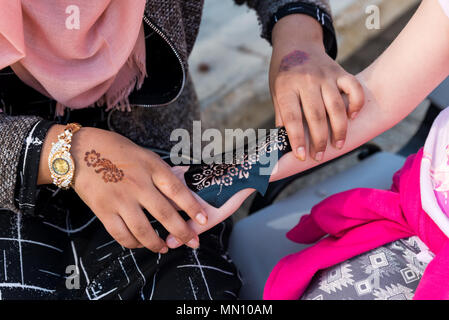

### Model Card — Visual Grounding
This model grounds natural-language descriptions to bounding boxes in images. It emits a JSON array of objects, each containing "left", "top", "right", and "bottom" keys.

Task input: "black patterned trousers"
[{"left": 0, "top": 185, "right": 241, "bottom": 300}]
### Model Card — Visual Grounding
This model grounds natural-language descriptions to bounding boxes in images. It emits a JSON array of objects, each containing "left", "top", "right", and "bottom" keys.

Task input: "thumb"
[{"left": 337, "top": 74, "right": 365, "bottom": 119}]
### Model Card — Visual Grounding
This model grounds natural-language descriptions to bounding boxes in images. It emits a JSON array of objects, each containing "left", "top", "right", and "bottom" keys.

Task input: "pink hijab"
[{"left": 0, "top": 0, "right": 147, "bottom": 115}]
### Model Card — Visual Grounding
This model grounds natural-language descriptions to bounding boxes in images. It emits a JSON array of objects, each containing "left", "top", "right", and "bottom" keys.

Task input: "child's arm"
[
  {"left": 168, "top": 0, "right": 449, "bottom": 246},
  {"left": 272, "top": 0, "right": 449, "bottom": 181}
]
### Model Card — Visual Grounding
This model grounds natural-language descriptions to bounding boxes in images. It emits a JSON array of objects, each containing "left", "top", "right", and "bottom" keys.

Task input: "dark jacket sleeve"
[
  {"left": 234, "top": 0, "right": 332, "bottom": 41},
  {"left": 0, "top": 113, "right": 42, "bottom": 214}
]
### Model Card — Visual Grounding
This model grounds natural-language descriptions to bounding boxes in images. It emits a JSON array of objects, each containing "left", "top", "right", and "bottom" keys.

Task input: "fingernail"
[
  {"left": 196, "top": 213, "right": 207, "bottom": 225},
  {"left": 159, "top": 246, "right": 168, "bottom": 254},
  {"left": 336, "top": 140, "right": 345, "bottom": 149},
  {"left": 187, "top": 237, "right": 200, "bottom": 249},
  {"left": 351, "top": 112, "right": 358, "bottom": 120},
  {"left": 166, "top": 235, "right": 180, "bottom": 248},
  {"left": 296, "top": 147, "right": 306, "bottom": 161},
  {"left": 315, "top": 152, "right": 324, "bottom": 162}
]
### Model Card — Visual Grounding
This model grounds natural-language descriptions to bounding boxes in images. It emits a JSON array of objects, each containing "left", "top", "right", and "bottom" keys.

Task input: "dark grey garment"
[
  {"left": 108, "top": 76, "right": 200, "bottom": 152},
  {"left": 235, "top": 0, "right": 331, "bottom": 40},
  {"left": 0, "top": 114, "right": 41, "bottom": 213},
  {"left": 301, "top": 236, "right": 432, "bottom": 300}
]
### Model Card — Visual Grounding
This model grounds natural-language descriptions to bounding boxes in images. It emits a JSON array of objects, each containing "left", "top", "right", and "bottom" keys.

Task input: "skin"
[
  {"left": 38, "top": 126, "right": 206, "bottom": 253},
  {"left": 270, "top": 14, "right": 365, "bottom": 162},
  {"left": 167, "top": 0, "right": 449, "bottom": 248},
  {"left": 38, "top": 13, "right": 359, "bottom": 252}
]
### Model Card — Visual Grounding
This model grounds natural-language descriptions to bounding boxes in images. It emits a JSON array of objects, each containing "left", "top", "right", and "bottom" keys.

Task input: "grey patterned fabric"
[
  {"left": 0, "top": 114, "right": 41, "bottom": 214},
  {"left": 301, "top": 236, "right": 432, "bottom": 300},
  {"left": 236, "top": 0, "right": 331, "bottom": 40},
  {"left": 108, "top": 76, "right": 200, "bottom": 152}
]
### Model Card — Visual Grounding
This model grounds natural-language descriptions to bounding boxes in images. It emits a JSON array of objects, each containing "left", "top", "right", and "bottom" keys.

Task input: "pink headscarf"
[{"left": 0, "top": 0, "right": 147, "bottom": 115}]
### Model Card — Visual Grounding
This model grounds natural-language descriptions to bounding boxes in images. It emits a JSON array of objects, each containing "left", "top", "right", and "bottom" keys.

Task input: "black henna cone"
[{"left": 184, "top": 127, "right": 291, "bottom": 208}]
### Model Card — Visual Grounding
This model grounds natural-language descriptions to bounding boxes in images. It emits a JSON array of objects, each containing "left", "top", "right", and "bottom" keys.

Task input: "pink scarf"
[
  {"left": 0, "top": 0, "right": 147, "bottom": 115},
  {"left": 264, "top": 149, "right": 449, "bottom": 300}
]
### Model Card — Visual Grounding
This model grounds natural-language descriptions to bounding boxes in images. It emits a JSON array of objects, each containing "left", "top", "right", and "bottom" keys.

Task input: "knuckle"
[
  {"left": 123, "top": 241, "right": 139, "bottom": 249},
  {"left": 167, "top": 181, "right": 184, "bottom": 196},
  {"left": 314, "top": 140, "right": 328, "bottom": 152},
  {"left": 128, "top": 175, "right": 147, "bottom": 192},
  {"left": 156, "top": 207, "right": 172, "bottom": 221},
  {"left": 143, "top": 153, "right": 158, "bottom": 170},
  {"left": 282, "top": 110, "right": 299, "bottom": 124},
  {"left": 147, "top": 241, "right": 164, "bottom": 253},
  {"left": 309, "top": 109, "right": 326, "bottom": 123},
  {"left": 185, "top": 202, "right": 202, "bottom": 215},
  {"left": 328, "top": 98, "right": 345, "bottom": 111},
  {"left": 175, "top": 228, "right": 194, "bottom": 243},
  {"left": 329, "top": 64, "right": 343, "bottom": 74},
  {"left": 133, "top": 223, "right": 149, "bottom": 238},
  {"left": 303, "top": 69, "right": 323, "bottom": 82},
  {"left": 274, "top": 73, "right": 298, "bottom": 91},
  {"left": 115, "top": 233, "right": 138, "bottom": 249},
  {"left": 274, "top": 74, "right": 288, "bottom": 88},
  {"left": 111, "top": 191, "right": 126, "bottom": 207},
  {"left": 334, "top": 129, "right": 347, "bottom": 142},
  {"left": 277, "top": 94, "right": 293, "bottom": 108}
]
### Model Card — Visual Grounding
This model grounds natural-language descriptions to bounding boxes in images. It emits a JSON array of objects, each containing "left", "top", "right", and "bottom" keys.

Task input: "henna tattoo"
[
  {"left": 184, "top": 127, "right": 292, "bottom": 208},
  {"left": 84, "top": 150, "right": 124, "bottom": 183},
  {"left": 279, "top": 50, "right": 309, "bottom": 72},
  {"left": 186, "top": 127, "right": 290, "bottom": 194}
]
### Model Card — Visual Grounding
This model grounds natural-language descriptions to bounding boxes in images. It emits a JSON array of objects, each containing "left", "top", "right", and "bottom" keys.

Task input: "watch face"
[{"left": 52, "top": 158, "right": 70, "bottom": 175}]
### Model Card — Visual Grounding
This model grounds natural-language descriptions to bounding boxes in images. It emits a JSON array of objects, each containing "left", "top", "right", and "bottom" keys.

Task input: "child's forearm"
[
  {"left": 271, "top": 0, "right": 449, "bottom": 182},
  {"left": 270, "top": 75, "right": 390, "bottom": 182}
]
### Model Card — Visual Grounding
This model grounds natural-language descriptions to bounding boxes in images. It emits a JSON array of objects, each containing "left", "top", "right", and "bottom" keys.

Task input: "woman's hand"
[
  {"left": 270, "top": 14, "right": 364, "bottom": 162},
  {"left": 38, "top": 125, "right": 208, "bottom": 253}
]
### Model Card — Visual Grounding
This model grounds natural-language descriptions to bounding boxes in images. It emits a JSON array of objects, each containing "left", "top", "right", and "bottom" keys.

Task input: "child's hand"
[{"left": 269, "top": 14, "right": 364, "bottom": 162}]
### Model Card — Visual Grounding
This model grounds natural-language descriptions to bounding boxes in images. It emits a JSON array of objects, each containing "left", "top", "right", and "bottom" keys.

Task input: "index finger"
[
  {"left": 277, "top": 90, "right": 307, "bottom": 161},
  {"left": 152, "top": 162, "right": 208, "bottom": 226}
]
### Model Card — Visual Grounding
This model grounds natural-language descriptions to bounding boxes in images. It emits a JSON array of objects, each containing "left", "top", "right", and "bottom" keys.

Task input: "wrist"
[
  {"left": 37, "top": 124, "right": 91, "bottom": 186},
  {"left": 69, "top": 126, "right": 98, "bottom": 188},
  {"left": 272, "top": 14, "right": 325, "bottom": 50},
  {"left": 38, "top": 124, "right": 65, "bottom": 185}
]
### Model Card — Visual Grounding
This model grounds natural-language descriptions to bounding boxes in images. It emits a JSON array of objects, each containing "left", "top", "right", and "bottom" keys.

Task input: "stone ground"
[{"left": 232, "top": 4, "right": 428, "bottom": 221}]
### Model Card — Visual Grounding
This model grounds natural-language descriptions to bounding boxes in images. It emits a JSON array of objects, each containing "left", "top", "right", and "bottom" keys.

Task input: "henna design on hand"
[
  {"left": 184, "top": 127, "right": 292, "bottom": 208},
  {"left": 84, "top": 150, "right": 124, "bottom": 183},
  {"left": 279, "top": 50, "right": 309, "bottom": 72}
]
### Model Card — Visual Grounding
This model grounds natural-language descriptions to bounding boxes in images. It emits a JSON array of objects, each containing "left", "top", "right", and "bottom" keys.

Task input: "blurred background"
[{"left": 188, "top": 0, "right": 426, "bottom": 220}]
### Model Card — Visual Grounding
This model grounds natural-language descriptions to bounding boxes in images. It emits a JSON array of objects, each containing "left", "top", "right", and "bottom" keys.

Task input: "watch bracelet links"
[{"left": 48, "top": 123, "right": 82, "bottom": 189}]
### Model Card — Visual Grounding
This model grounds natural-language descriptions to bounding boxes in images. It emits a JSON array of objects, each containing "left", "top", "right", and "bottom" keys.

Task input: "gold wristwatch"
[{"left": 48, "top": 123, "right": 82, "bottom": 189}]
